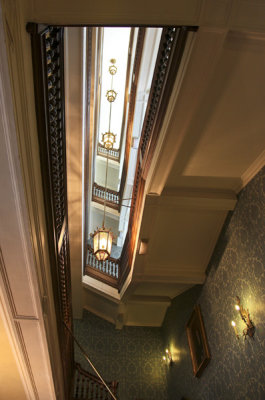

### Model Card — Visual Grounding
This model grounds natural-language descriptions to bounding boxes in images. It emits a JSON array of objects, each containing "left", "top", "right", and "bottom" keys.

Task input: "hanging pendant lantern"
[
  {"left": 92, "top": 226, "right": 114, "bottom": 261},
  {"left": 106, "top": 89, "right": 117, "bottom": 103},
  {"left": 102, "top": 131, "right": 116, "bottom": 150},
  {"left": 109, "top": 59, "right": 117, "bottom": 75}
]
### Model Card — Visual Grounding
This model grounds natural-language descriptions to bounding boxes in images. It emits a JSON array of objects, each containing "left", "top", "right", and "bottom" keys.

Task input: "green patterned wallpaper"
[
  {"left": 162, "top": 166, "right": 265, "bottom": 400},
  {"left": 74, "top": 311, "right": 167, "bottom": 400},
  {"left": 74, "top": 167, "right": 265, "bottom": 400}
]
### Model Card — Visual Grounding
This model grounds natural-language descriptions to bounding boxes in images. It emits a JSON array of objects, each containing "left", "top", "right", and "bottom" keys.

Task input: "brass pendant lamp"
[{"left": 92, "top": 59, "right": 117, "bottom": 261}]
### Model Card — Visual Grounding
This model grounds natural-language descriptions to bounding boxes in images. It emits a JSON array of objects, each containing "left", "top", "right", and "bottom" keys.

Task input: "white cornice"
[
  {"left": 134, "top": 269, "right": 206, "bottom": 284},
  {"left": 146, "top": 189, "right": 237, "bottom": 211},
  {"left": 82, "top": 276, "right": 120, "bottom": 302},
  {"left": 237, "top": 149, "right": 265, "bottom": 193}
]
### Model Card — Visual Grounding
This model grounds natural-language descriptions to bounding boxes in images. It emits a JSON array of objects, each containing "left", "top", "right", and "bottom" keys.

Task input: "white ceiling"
[{"left": 173, "top": 32, "right": 265, "bottom": 181}]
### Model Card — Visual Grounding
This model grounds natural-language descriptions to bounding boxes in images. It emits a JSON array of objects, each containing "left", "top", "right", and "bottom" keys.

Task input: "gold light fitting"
[
  {"left": 231, "top": 296, "right": 255, "bottom": 340},
  {"left": 162, "top": 348, "right": 173, "bottom": 366},
  {"left": 106, "top": 89, "right": 117, "bottom": 103},
  {"left": 102, "top": 131, "right": 116, "bottom": 150},
  {"left": 109, "top": 59, "right": 117, "bottom": 75}
]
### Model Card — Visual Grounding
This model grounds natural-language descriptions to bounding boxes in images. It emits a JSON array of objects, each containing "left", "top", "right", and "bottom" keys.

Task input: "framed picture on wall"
[{"left": 186, "top": 304, "right": 211, "bottom": 378}]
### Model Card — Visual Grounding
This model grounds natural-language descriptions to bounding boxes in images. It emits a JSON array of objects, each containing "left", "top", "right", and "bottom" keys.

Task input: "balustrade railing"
[
  {"left": 73, "top": 363, "right": 118, "bottom": 400},
  {"left": 85, "top": 245, "right": 119, "bottom": 288},
  {"left": 97, "top": 143, "right": 120, "bottom": 161},
  {"left": 92, "top": 183, "right": 120, "bottom": 211}
]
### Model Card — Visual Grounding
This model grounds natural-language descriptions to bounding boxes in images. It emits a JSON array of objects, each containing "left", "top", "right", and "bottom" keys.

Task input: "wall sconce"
[
  {"left": 231, "top": 296, "right": 255, "bottom": 340},
  {"left": 162, "top": 348, "right": 173, "bottom": 366}
]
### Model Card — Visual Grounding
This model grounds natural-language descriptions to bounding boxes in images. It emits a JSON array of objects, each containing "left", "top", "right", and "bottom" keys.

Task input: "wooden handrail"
[
  {"left": 74, "top": 363, "right": 118, "bottom": 399},
  {"left": 63, "top": 322, "right": 118, "bottom": 400},
  {"left": 75, "top": 363, "right": 118, "bottom": 389}
]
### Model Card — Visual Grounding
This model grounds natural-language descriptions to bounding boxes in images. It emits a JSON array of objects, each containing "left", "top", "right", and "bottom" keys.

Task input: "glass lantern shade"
[
  {"left": 102, "top": 131, "right": 116, "bottom": 150},
  {"left": 93, "top": 227, "right": 113, "bottom": 261}
]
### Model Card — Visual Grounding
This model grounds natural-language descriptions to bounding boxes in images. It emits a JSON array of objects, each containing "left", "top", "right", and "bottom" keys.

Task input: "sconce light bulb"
[
  {"left": 231, "top": 321, "right": 236, "bottom": 326},
  {"left": 163, "top": 356, "right": 166, "bottom": 361},
  {"left": 235, "top": 305, "right": 240, "bottom": 311},
  {"left": 165, "top": 349, "right": 169, "bottom": 353}
]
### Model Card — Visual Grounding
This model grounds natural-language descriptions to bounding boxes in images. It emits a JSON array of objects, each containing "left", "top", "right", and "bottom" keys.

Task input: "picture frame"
[{"left": 186, "top": 304, "right": 211, "bottom": 378}]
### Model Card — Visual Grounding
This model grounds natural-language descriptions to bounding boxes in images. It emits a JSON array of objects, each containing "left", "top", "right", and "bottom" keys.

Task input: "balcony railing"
[
  {"left": 85, "top": 245, "right": 120, "bottom": 288},
  {"left": 92, "top": 183, "right": 120, "bottom": 211},
  {"left": 97, "top": 143, "right": 120, "bottom": 162}
]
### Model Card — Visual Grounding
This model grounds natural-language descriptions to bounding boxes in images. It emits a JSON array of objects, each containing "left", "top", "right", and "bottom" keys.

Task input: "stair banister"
[{"left": 63, "top": 322, "right": 118, "bottom": 400}]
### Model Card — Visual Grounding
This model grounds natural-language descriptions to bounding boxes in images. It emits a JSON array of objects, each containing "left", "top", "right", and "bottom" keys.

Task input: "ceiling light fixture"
[{"left": 91, "top": 60, "right": 118, "bottom": 261}]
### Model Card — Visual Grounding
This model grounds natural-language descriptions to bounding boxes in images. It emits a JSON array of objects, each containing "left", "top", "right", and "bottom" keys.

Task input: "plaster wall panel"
[
  {"left": 145, "top": 208, "right": 227, "bottom": 270},
  {"left": 0, "top": 314, "right": 27, "bottom": 400}
]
